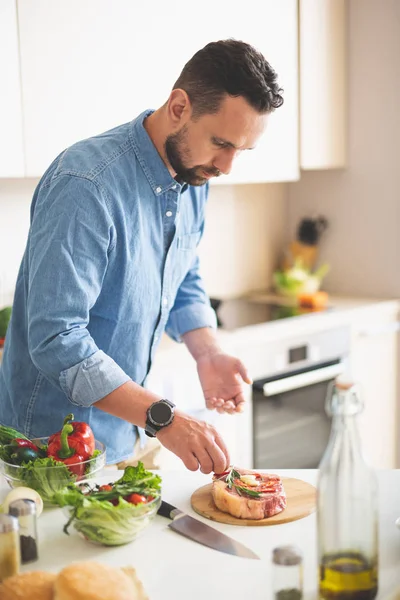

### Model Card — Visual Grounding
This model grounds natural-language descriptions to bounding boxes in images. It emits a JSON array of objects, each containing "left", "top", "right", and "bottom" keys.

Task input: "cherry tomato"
[
  {"left": 99, "top": 484, "right": 113, "bottom": 492},
  {"left": 147, "top": 495, "right": 155, "bottom": 503},
  {"left": 126, "top": 493, "right": 146, "bottom": 505}
]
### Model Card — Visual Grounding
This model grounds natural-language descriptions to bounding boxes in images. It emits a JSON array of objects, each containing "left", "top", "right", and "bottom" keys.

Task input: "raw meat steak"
[{"left": 212, "top": 467, "right": 286, "bottom": 520}]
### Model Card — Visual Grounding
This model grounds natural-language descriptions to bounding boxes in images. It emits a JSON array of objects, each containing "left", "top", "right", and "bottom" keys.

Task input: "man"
[{"left": 0, "top": 39, "right": 283, "bottom": 474}]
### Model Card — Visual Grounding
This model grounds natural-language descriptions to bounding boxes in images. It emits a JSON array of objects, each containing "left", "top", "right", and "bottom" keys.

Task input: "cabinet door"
[
  {"left": 350, "top": 316, "right": 399, "bottom": 469},
  {"left": 17, "top": 0, "right": 298, "bottom": 182},
  {"left": 207, "top": 0, "right": 299, "bottom": 184},
  {"left": 299, "top": 0, "right": 347, "bottom": 168},
  {"left": 0, "top": 0, "right": 24, "bottom": 177}
]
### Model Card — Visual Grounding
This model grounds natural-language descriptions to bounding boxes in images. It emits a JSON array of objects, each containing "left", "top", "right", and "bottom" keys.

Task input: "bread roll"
[
  {"left": 54, "top": 561, "right": 148, "bottom": 600},
  {"left": 0, "top": 570, "right": 56, "bottom": 600}
]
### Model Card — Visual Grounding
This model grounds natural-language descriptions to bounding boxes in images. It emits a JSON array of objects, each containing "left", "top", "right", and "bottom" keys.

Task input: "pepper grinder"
[
  {"left": 9, "top": 499, "right": 39, "bottom": 564},
  {"left": 272, "top": 544, "right": 303, "bottom": 600}
]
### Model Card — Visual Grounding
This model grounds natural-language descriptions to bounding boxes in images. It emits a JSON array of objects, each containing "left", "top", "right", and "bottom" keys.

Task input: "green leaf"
[
  {"left": 225, "top": 467, "right": 241, "bottom": 489},
  {"left": 233, "top": 484, "right": 262, "bottom": 498},
  {"left": 16, "top": 457, "right": 76, "bottom": 504},
  {"left": 115, "top": 462, "right": 161, "bottom": 491},
  {"left": 53, "top": 463, "right": 162, "bottom": 546}
]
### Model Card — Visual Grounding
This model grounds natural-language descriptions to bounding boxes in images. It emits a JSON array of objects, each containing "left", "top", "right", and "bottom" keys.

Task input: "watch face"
[{"left": 150, "top": 401, "right": 172, "bottom": 425}]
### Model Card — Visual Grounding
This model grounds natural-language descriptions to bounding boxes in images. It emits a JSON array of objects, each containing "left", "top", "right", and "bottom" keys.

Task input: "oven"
[{"left": 252, "top": 326, "right": 350, "bottom": 469}]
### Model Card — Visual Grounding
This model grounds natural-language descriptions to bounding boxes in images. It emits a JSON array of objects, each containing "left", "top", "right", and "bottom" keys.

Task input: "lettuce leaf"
[
  {"left": 53, "top": 462, "right": 162, "bottom": 545},
  {"left": 115, "top": 463, "right": 161, "bottom": 490},
  {"left": 15, "top": 457, "right": 76, "bottom": 504}
]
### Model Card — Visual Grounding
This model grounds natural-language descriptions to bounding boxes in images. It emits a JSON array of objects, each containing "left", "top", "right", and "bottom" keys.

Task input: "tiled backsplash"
[{"left": 0, "top": 179, "right": 288, "bottom": 308}]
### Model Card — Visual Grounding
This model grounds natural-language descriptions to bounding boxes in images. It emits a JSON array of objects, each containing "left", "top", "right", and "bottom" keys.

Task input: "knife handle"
[{"left": 158, "top": 500, "right": 181, "bottom": 520}]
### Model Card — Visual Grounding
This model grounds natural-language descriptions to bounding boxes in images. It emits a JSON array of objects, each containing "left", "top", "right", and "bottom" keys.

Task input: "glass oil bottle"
[{"left": 317, "top": 380, "right": 378, "bottom": 600}]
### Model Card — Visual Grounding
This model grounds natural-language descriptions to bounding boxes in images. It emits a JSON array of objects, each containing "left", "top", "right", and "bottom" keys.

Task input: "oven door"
[{"left": 252, "top": 360, "right": 344, "bottom": 469}]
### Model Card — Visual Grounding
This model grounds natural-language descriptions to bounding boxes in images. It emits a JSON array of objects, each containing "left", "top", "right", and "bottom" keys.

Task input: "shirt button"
[
  {"left": 162, "top": 297, "right": 168, "bottom": 306},
  {"left": 156, "top": 186, "right": 162, "bottom": 193},
  {"left": 166, "top": 210, "right": 173, "bottom": 217}
]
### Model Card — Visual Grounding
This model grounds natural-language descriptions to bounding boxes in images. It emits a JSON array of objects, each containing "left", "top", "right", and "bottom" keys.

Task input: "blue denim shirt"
[{"left": 0, "top": 110, "right": 216, "bottom": 463}]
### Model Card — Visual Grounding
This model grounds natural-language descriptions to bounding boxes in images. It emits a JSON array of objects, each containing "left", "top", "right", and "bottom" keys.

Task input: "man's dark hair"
[{"left": 173, "top": 39, "right": 284, "bottom": 119}]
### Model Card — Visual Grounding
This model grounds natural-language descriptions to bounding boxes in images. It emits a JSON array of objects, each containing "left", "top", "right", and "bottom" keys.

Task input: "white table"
[{"left": 1, "top": 469, "right": 399, "bottom": 600}]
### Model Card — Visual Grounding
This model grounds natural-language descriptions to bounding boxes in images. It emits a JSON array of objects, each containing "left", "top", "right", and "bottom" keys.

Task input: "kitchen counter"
[
  {"left": 154, "top": 295, "right": 400, "bottom": 355},
  {"left": 2, "top": 468, "right": 400, "bottom": 600}
]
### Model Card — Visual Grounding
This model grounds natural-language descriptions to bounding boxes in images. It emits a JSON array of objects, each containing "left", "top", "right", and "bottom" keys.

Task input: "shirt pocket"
[
  {"left": 176, "top": 231, "right": 202, "bottom": 251},
  {"left": 173, "top": 230, "right": 202, "bottom": 288}
]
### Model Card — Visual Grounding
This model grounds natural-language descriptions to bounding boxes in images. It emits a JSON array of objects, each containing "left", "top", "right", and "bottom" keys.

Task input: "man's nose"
[{"left": 213, "top": 148, "right": 237, "bottom": 176}]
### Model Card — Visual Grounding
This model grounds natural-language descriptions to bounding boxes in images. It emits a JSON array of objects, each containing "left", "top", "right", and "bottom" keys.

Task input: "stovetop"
[{"left": 210, "top": 296, "right": 332, "bottom": 331}]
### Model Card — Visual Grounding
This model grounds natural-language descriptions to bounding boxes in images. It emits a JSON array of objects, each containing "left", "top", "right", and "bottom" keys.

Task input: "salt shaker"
[
  {"left": 0, "top": 514, "right": 20, "bottom": 582},
  {"left": 272, "top": 544, "right": 303, "bottom": 600},
  {"left": 9, "top": 498, "right": 39, "bottom": 564}
]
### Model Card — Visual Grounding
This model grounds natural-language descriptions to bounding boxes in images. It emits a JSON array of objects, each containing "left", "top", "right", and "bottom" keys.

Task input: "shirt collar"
[{"left": 129, "top": 109, "right": 186, "bottom": 196}]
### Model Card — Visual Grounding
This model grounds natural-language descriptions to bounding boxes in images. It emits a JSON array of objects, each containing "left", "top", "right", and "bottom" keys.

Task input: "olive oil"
[
  {"left": 320, "top": 552, "right": 378, "bottom": 600},
  {"left": 317, "top": 382, "right": 379, "bottom": 600}
]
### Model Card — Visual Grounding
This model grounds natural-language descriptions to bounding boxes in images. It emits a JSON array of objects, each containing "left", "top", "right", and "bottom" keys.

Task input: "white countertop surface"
[
  {"left": 2, "top": 468, "right": 400, "bottom": 600},
  {"left": 153, "top": 295, "right": 400, "bottom": 360}
]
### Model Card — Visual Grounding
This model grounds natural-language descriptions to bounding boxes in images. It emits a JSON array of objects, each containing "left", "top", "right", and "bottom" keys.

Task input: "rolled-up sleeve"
[
  {"left": 165, "top": 253, "right": 217, "bottom": 343},
  {"left": 59, "top": 350, "right": 130, "bottom": 408},
  {"left": 27, "top": 174, "right": 131, "bottom": 407}
]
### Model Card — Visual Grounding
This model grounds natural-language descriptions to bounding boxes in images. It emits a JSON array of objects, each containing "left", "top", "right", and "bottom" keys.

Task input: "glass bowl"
[
  {"left": 61, "top": 493, "right": 161, "bottom": 546},
  {"left": 0, "top": 437, "right": 106, "bottom": 507}
]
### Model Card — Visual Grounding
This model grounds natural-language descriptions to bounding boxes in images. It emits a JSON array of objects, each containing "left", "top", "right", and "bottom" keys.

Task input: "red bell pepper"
[
  {"left": 48, "top": 413, "right": 95, "bottom": 458},
  {"left": 47, "top": 414, "right": 95, "bottom": 477}
]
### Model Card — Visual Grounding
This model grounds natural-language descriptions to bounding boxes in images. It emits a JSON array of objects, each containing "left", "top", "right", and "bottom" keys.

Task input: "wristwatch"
[{"left": 145, "top": 399, "right": 175, "bottom": 438}]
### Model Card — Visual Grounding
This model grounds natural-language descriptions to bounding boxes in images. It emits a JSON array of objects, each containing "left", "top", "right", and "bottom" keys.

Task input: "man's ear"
[{"left": 167, "top": 89, "right": 192, "bottom": 127}]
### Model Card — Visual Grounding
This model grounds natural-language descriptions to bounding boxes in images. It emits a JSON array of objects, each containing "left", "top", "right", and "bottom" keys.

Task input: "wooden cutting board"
[{"left": 190, "top": 477, "right": 316, "bottom": 526}]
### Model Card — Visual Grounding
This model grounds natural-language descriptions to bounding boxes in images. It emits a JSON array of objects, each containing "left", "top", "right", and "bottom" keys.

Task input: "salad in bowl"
[
  {"left": 53, "top": 462, "right": 162, "bottom": 546},
  {"left": 0, "top": 414, "right": 105, "bottom": 506}
]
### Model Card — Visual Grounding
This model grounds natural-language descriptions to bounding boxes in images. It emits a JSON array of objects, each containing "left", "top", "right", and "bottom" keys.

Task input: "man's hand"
[
  {"left": 157, "top": 411, "right": 230, "bottom": 474},
  {"left": 197, "top": 352, "right": 252, "bottom": 415}
]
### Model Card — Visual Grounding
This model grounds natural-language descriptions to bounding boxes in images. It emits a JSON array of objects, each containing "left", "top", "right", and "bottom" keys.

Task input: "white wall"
[
  {"left": 0, "top": 179, "right": 287, "bottom": 307},
  {"left": 200, "top": 183, "right": 287, "bottom": 299},
  {"left": 287, "top": 0, "right": 400, "bottom": 298},
  {"left": 0, "top": 179, "right": 36, "bottom": 307}
]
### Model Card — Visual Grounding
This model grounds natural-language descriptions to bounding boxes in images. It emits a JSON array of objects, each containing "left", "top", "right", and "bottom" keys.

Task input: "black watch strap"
[
  {"left": 145, "top": 399, "right": 175, "bottom": 438},
  {"left": 145, "top": 423, "right": 158, "bottom": 438}
]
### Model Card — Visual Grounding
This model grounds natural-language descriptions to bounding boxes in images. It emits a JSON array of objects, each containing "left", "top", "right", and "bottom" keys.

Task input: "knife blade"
[{"left": 157, "top": 500, "right": 260, "bottom": 559}]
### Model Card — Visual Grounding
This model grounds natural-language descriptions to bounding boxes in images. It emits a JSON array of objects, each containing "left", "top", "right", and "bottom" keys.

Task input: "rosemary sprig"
[
  {"left": 234, "top": 484, "right": 262, "bottom": 498},
  {"left": 224, "top": 467, "right": 262, "bottom": 498},
  {"left": 226, "top": 467, "right": 241, "bottom": 489}
]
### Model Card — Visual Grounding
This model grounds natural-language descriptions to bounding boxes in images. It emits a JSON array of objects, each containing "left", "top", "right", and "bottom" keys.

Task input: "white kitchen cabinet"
[
  {"left": 207, "top": 0, "right": 299, "bottom": 185},
  {"left": 0, "top": 0, "right": 24, "bottom": 177},
  {"left": 17, "top": 0, "right": 299, "bottom": 182},
  {"left": 299, "top": 0, "right": 347, "bottom": 169},
  {"left": 349, "top": 307, "right": 400, "bottom": 469}
]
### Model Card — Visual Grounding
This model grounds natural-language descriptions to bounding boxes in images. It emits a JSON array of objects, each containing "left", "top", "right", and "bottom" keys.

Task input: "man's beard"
[{"left": 165, "top": 126, "right": 221, "bottom": 186}]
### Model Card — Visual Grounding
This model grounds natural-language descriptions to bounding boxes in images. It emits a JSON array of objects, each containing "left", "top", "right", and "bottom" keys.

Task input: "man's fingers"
[
  {"left": 212, "top": 430, "right": 230, "bottom": 470},
  {"left": 238, "top": 361, "right": 253, "bottom": 385},
  {"left": 220, "top": 399, "right": 236, "bottom": 412},
  {"left": 206, "top": 397, "right": 225, "bottom": 411},
  {"left": 181, "top": 452, "right": 199, "bottom": 472},
  {"left": 233, "top": 391, "right": 246, "bottom": 409},
  {"left": 204, "top": 443, "right": 228, "bottom": 474},
  {"left": 194, "top": 447, "right": 214, "bottom": 474},
  {"left": 205, "top": 397, "right": 217, "bottom": 410}
]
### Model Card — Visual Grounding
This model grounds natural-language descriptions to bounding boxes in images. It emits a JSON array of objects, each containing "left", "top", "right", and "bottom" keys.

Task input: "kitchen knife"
[{"left": 157, "top": 500, "right": 260, "bottom": 560}]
